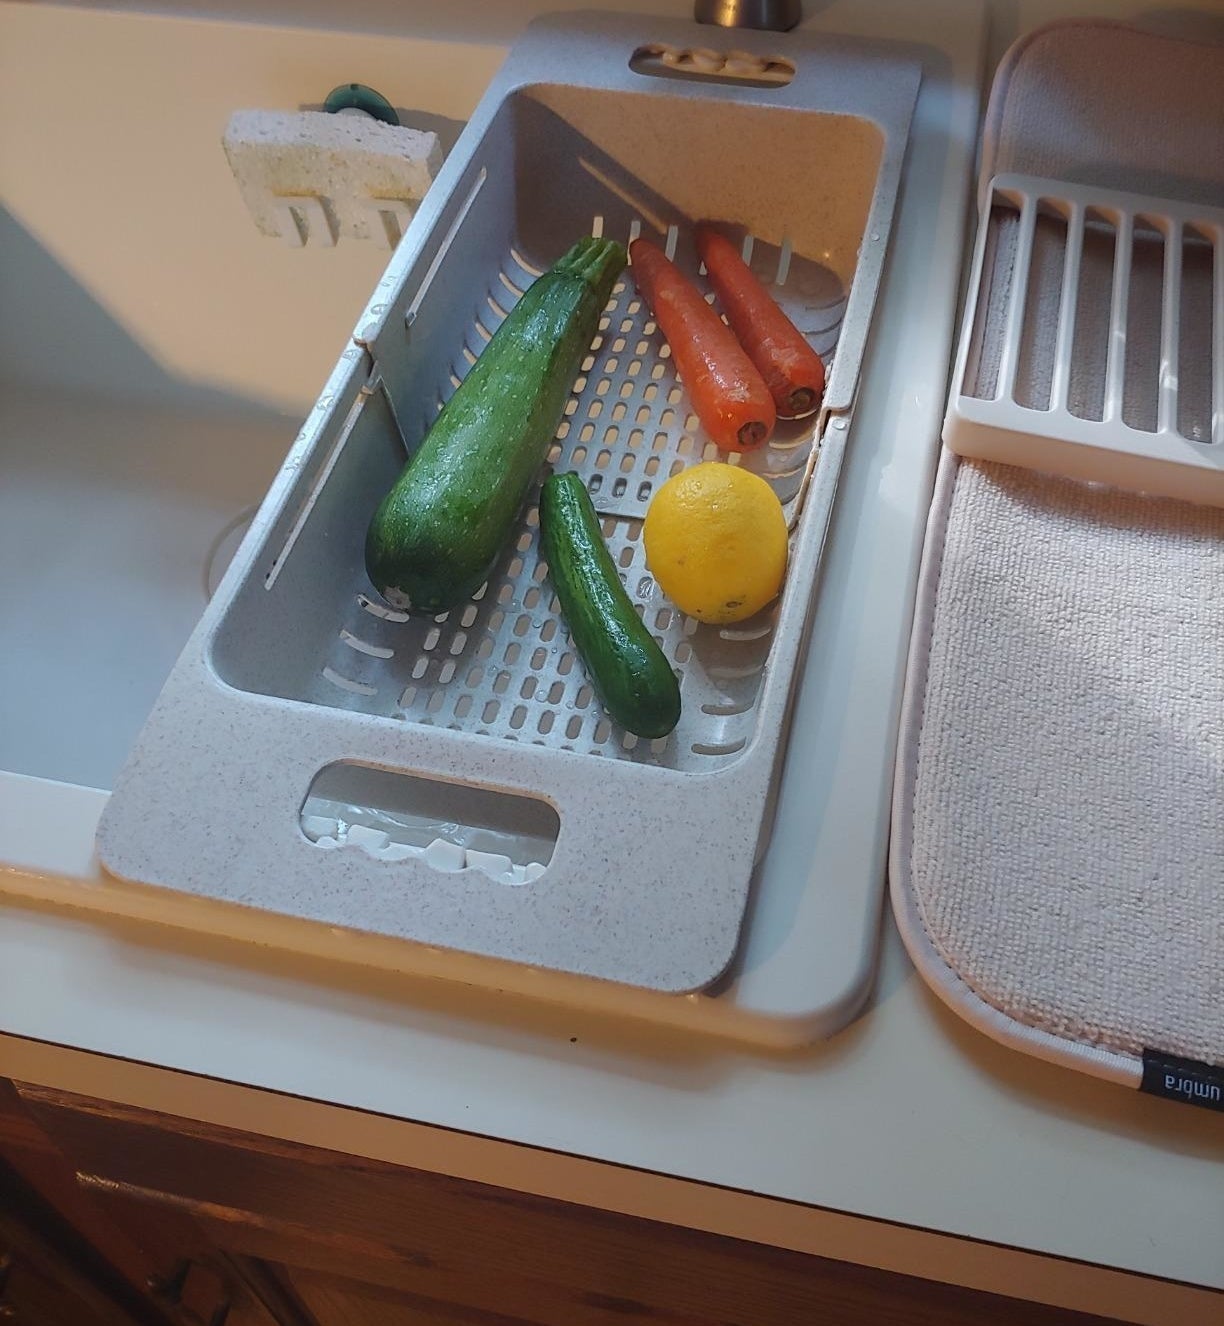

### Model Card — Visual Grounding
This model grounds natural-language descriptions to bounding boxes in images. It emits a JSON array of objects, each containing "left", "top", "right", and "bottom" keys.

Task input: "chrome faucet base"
[{"left": 694, "top": 0, "right": 802, "bottom": 32}]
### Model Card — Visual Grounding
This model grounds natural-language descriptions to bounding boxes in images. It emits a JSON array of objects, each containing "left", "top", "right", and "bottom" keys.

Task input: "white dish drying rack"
[{"left": 945, "top": 174, "right": 1223, "bottom": 505}]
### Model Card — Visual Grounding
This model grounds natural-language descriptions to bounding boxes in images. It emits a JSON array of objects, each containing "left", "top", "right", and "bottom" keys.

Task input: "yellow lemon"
[{"left": 643, "top": 463, "right": 788, "bottom": 625}]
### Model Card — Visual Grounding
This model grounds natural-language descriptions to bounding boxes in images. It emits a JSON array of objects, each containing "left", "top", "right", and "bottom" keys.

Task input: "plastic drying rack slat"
[{"left": 946, "top": 173, "right": 1224, "bottom": 506}]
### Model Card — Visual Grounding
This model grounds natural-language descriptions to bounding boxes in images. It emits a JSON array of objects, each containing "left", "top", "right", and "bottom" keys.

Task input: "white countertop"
[{"left": 1, "top": 3, "right": 1222, "bottom": 1323}]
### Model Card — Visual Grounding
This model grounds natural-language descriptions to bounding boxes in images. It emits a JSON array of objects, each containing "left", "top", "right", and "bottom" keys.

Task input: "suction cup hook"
[{"left": 323, "top": 83, "right": 400, "bottom": 126}]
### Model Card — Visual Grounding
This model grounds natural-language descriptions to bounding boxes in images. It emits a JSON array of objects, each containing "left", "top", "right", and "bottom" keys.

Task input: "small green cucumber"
[
  {"left": 540, "top": 472, "right": 681, "bottom": 740},
  {"left": 365, "top": 236, "right": 627, "bottom": 616}
]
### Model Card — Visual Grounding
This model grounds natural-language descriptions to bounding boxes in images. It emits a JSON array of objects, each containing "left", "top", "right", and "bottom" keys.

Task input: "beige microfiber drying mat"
[
  {"left": 891, "top": 20, "right": 1224, "bottom": 1087},
  {"left": 979, "top": 19, "right": 1224, "bottom": 209}
]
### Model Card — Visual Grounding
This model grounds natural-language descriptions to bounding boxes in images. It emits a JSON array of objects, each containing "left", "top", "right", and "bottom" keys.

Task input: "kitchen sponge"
[{"left": 223, "top": 109, "right": 443, "bottom": 248}]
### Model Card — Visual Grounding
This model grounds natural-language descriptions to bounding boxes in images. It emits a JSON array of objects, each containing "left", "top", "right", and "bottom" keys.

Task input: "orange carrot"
[
  {"left": 695, "top": 225, "right": 826, "bottom": 418},
  {"left": 629, "top": 237, "right": 775, "bottom": 453}
]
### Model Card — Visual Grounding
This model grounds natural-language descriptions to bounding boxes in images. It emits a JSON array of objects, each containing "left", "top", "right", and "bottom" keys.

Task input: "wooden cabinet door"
[
  {"left": 283, "top": 1266, "right": 545, "bottom": 1326},
  {"left": 0, "top": 1080, "right": 283, "bottom": 1326},
  {"left": 0, "top": 1079, "right": 169, "bottom": 1321},
  {"left": 0, "top": 1239, "right": 137, "bottom": 1326},
  {"left": 13, "top": 1081, "right": 1119, "bottom": 1326}
]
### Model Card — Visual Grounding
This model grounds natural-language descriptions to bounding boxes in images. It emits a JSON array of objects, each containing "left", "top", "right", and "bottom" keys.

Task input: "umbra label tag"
[{"left": 1140, "top": 1049, "right": 1224, "bottom": 1111}]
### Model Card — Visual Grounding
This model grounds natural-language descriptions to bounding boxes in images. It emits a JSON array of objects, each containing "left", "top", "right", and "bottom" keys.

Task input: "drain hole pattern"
[{"left": 316, "top": 221, "right": 841, "bottom": 767}]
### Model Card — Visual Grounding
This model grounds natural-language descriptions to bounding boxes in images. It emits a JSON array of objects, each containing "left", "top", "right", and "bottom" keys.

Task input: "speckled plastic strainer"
[{"left": 98, "top": 13, "right": 919, "bottom": 992}]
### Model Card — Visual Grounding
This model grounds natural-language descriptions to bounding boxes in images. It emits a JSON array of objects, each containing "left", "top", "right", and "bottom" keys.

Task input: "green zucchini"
[
  {"left": 365, "top": 236, "right": 627, "bottom": 615},
  {"left": 540, "top": 472, "right": 681, "bottom": 740}
]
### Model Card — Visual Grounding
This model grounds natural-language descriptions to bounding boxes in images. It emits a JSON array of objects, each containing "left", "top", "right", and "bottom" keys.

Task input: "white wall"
[
  {"left": 34, "top": 0, "right": 1224, "bottom": 64},
  {"left": 4, "top": 1, "right": 1221, "bottom": 417}
]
